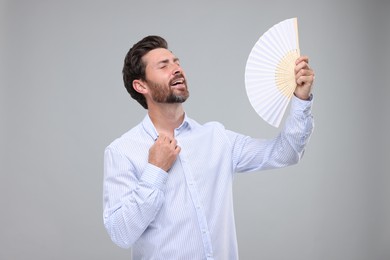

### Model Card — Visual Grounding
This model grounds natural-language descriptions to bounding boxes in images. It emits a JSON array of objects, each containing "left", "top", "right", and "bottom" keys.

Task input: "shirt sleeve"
[
  {"left": 231, "top": 95, "right": 314, "bottom": 173},
  {"left": 103, "top": 147, "right": 168, "bottom": 248}
]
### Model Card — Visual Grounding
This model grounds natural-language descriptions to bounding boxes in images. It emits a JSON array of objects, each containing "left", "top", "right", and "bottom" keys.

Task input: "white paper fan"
[{"left": 245, "top": 17, "right": 300, "bottom": 127}]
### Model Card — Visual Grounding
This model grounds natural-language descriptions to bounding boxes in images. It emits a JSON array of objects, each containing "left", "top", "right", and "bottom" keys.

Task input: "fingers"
[
  {"left": 295, "top": 67, "right": 314, "bottom": 84},
  {"left": 156, "top": 134, "right": 180, "bottom": 153},
  {"left": 295, "top": 55, "right": 315, "bottom": 86},
  {"left": 149, "top": 134, "right": 181, "bottom": 172},
  {"left": 295, "top": 56, "right": 311, "bottom": 75},
  {"left": 295, "top": 55, "right": 309, "bottom": 65},
  {"left": 296, "top": 75, "right": 315, "bottom": 86},
  {"left": 294, "top": 55, "right": 315, "bottom": 100}
]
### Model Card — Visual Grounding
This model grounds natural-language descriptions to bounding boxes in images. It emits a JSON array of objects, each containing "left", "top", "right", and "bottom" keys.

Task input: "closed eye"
[
  {"left": 156, "top": 57, "right": 180, "bottom": 69},
  {"left": 157, "top": 59, "right": 169, "bottom": 69}
]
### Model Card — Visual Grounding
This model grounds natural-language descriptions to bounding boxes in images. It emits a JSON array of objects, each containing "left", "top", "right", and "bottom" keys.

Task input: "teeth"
[{"left": 172, "top": 79, "right": 184, "bottom": 85}]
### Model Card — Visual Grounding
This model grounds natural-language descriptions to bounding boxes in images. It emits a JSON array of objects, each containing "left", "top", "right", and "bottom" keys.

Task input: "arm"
[
  {"left": 103, "top": 148, "right": 168, "bottom": 248},
  {"left": 103, "top": 134, "right": 180, "bottom": 248},
  {"left": 232, "top": 56, "right": 315, "bottom": 172},
  {"left": 232, "top": 95, "right": 314, "bottom": 172}
]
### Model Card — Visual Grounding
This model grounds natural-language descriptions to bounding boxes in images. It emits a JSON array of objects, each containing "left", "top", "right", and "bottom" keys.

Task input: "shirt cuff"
[
  {"left": 290, "top": 94, "right": 313, "bottom": 116},
  {"left": 140, "top": 163, "right": 169, "bottom": 192}
]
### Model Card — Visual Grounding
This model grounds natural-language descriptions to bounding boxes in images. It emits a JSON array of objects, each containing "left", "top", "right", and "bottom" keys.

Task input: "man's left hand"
[{"left": 294, "top": 56, "right": 315, "bottom": 100}]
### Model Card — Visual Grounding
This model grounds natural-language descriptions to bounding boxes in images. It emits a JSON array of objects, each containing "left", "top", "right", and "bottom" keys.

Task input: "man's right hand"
[{"left": 148, "top": 134, "right": 181, "bottom": 172}]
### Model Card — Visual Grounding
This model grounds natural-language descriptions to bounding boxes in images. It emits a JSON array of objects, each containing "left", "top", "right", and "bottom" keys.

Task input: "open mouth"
[{"left": 170, "top": 78, "right": 185, "bottom": 88}]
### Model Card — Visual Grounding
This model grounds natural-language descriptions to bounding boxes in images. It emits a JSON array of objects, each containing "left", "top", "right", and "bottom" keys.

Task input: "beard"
[{"left": 146, "top": 75, "right": 189, "bottom": 104}]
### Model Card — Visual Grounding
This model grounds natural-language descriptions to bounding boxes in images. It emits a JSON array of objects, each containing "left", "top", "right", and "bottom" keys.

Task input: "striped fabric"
[{"left": 103, "top": 95, "right": 314, "bottom": 259}]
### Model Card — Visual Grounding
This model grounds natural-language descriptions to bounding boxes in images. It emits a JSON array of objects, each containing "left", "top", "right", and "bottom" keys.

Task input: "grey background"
[{"left": 1, "top": 0, "right": 389, "bottom": 259}]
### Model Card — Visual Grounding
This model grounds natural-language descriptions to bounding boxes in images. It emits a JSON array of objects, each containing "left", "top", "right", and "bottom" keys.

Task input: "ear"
[{"left": 133, "top": 79, "right": 147, "bottom": 94}]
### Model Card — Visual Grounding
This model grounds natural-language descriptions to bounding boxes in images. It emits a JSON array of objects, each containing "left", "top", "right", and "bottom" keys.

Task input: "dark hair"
[{"left": 122, "top": 35, "right": 168, "bottom": 109}]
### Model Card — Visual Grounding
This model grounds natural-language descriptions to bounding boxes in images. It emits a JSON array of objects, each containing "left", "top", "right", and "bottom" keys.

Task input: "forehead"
[{"left": 143, "top": 48, "right": 176, "bottom": 66}]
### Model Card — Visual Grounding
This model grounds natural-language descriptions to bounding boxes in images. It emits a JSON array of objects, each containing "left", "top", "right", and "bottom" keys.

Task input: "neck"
[{"left": 148, "top": 103, "right": 185, "bottom": 137}]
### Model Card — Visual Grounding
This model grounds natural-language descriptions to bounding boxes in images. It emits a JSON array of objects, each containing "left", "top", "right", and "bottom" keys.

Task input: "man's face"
[{"left": 142, "top": 48, "right": 189, "bottom": 104}]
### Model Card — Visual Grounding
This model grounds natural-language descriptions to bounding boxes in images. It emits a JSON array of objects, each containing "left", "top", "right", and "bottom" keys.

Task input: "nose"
[{"left": 172, "top": 63, "right": 182, "bottom": 75}]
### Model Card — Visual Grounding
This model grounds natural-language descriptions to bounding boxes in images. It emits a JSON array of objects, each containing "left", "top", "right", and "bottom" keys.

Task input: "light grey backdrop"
[{"left": 1, "top": 0, "right": 389, "bottom": 259}]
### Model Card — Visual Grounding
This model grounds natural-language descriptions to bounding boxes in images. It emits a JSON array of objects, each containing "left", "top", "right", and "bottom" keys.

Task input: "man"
[{"left": 103, "top": 35, "right": 314, "bottom": 259}]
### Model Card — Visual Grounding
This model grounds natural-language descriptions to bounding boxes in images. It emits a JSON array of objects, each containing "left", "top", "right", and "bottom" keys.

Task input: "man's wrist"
[{"left": 294, "top": 92, "right": 311, "bottom": 101}]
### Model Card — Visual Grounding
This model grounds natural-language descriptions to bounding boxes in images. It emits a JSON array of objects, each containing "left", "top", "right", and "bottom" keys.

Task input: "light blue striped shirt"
[{"left": 103, "top": 95, "right": 314, "bottom": 259}]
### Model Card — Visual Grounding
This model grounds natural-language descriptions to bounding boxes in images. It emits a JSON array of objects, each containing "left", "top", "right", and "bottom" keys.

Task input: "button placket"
[{"left": 179, "top": 153, "right": 214, "bottom": 259}]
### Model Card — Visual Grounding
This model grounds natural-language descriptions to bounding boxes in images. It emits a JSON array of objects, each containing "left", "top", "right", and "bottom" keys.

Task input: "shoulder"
[
  {"left": 203, "top": 121, "right": 226, "bottom": 131},
  {"left": 186, "top": 116, "right": 226, "bottom": 132},
  {"left": 186, "top": 117, "right": 237, "bottom": 142}
]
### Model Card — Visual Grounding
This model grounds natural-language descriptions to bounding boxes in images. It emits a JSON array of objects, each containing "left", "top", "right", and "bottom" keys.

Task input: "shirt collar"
[{"left": 142, "top": 113, "right": 192, "bottom": 140}]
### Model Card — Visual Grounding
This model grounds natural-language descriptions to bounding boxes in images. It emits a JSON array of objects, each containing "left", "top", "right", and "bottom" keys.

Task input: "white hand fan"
[{"left": 245, "top": 17, "right": 300, "bottom": 127}]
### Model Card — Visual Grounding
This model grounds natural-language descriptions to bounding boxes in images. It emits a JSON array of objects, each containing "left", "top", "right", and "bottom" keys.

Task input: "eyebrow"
[{"left": 157, "top": 57, "right": 180, "bottom": 66}]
